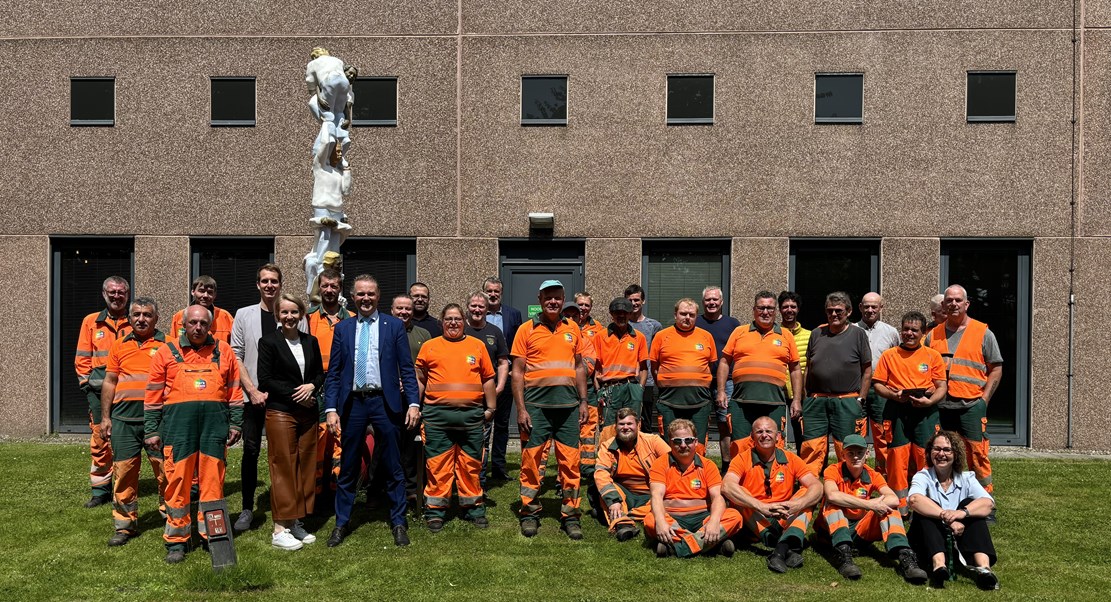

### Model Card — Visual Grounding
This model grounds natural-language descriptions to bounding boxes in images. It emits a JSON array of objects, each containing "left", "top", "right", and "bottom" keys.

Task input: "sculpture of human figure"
[
  {"left": 305, "top": 130, "right": 353, "bottom": 296},
  {"left": 305, "top": 47, "right": 355, "bottom": 167}
]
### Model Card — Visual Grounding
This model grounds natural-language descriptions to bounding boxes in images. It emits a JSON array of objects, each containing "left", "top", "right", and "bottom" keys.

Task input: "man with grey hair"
[
  {"left": 798, "top": 291, "right": 872, "bottom": 476},
  {"left": 695, "top": 285, "right": 740, "bottom": 469},
  {"left": 924, "top": 285, "right": 1003, "bottom": 495},
  {"left": 926, "top": 294, "right": 946, "bottom": 331},
  {"left": 464, "top": 290, "right": 510, "bottom": 495},
  {"left": 856, "top": 292, "right": 901, "bottom": 476},
  {"left": 75, "top": 275, "right": 131, "bottom": 508}
]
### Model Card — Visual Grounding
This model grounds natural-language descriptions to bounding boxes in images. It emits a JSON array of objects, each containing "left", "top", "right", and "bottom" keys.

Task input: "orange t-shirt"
[
  {"left": 872, "top": 344, "right": 946, "bottom": 391},
  {"left": 649, "top": 325, "right": 717, "bottom": 388},
  {"left": 595, "top": 325, "right": 648, "bottom": 381},
  {"left": 416, "top": 335, "right": 495, "bottom": 408},
  {"left": 307, "top": 307, "right": 352, "bottom": 371},
  {"left": 823, "top": 462, "right": 889, "bottom": 521},
  {"left": 649, "top": 453, "right": 721, "bottom": 514}
]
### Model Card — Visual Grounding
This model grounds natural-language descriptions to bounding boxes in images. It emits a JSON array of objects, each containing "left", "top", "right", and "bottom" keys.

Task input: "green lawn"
[{"left": 2, "top": 441, "right": 1109, "bottom": 601}]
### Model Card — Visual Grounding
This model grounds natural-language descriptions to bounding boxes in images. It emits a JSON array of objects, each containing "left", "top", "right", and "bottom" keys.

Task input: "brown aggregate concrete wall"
[
  {"left": 416, "top": 237, "right": 499, "bottom": 311},
  {"left": 1060, "top": 237, "right": 1111, "bottom": 450},
  {"left": 1082, "top": 30, "right": 1111, "bottom": 236},
  {"left": 729, "top": 238, "right": 789, "bottom": 317},
  {"left": 275, "top": 235, "right": 314, "bottom": 297},
  {"left": 459, "top": 31, "right": 1072, "bottom": 239},
  {"left": 585, "top": 238, "right": 642, "bottom": 312},
  {"left": 0, "top": 36, "right": 457, "bottom": 238},
  {"left": 0, "top": 236, "right": 51, "bottom": 436},
  {"left": 880, "top": 238, "right": 941, "bottom": 327},
  {"left": 1030, "top": 237, "right": 1071, "bottom": 449}
]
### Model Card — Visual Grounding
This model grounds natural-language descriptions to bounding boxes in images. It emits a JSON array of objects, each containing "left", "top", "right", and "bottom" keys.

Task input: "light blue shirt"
[
  {"left": 487, "top": 310, "right": 504, "bottom": 333},
  {"left": 908, "top": 468, "right": 993, "bottom": 511},
  {"left": 353, "top": 310, "right": 382, "bottom": 390}
]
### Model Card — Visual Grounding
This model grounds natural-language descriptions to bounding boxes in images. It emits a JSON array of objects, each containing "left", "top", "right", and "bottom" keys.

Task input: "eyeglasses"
[
  {"left": 443, "top": 317, "right": 465, "bottom": 323},
  {"left": 754, "top": 306, "right": 777, "bottom": 313},
  {"left": 670, "top": 437, "right": 697, "bottom": 446},
  {"left": 931, "top": 446, "right": 953, "bottom": 453}
]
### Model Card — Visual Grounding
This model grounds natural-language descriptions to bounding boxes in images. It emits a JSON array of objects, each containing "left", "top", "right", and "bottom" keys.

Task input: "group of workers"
[{"left": 76, "top": 266, "right": 1000, "bottom": 589}]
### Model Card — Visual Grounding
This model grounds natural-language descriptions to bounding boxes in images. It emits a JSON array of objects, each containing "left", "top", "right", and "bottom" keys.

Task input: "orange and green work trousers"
[
  {"left": 799, "top": 394, "right": 866, "bottom": 476},
  {"left": 88, "top": 403, "right": 114, "bottom": 500},
  {"left": 519, "top": 404, "right": 581, "bottom": 524},
  {"left": 656, "top": 401, "right": 713, "bottom": 455},
  {"left": 739, "top": 491, "right": 814, "bottom": 550},
  {"left": 598, "top": 381, "right": 643, "bottom": 443},
  {"left": 819, "top": 504, "right": 910, "bottom": 552},
  {"left": 940, "top": 399, "right": 993, "bottom": 493},
  {"left": 111, "top": 419, "right": 167, "bottom": 534},
  {"left": 602, "top": 482, "right": 652, "bottom": 531},
  {"left": 863, "top": 387, "right": 896, "bottom": 476},
  {"left": 423, "top": 406, "right": 485, "bottom": 521},
  {"left": 579, "top": 402, "right": 601, "bottom": 512},
  {"left": 726, "top": 401, "right": 788, "bottom": 457},
  {"left": 645, "top": 508, "right": 743, "bottom": 557},
  {"left": 886, "top": 405, "right": 940, "bottom": 515},
  {"left": 160, "top": 402, "right": 231, "bottom": 551}
]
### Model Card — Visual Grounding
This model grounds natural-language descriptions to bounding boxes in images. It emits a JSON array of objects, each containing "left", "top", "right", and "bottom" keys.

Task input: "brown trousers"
[{"left": 266, "top": 409, "right": 318, "bottom": 521}]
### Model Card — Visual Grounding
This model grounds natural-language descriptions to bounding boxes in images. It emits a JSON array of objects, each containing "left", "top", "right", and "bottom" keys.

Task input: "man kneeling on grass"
[
  {"left": 722, "top": 416, "right": 822, "bottom": 573},
  {"left": 646, "top": 419, "right": 742, "bottom": 558},
  {"left": 818, "top": 434, "right": 928, "bottom": 584},
  {"left": 594, "top": 408, "right": 671, "bottom": 541}
]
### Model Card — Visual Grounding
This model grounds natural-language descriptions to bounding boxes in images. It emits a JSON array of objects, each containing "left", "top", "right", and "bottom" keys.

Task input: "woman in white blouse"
[
  {"left": 907, "top": 430, "right": 998, "bottom": 590},
  {"left": 258, "top": 293, "right": 325, "bottom": 551}
]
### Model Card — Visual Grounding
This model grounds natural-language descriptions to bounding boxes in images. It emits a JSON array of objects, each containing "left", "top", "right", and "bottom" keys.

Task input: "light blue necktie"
[{"left": 355, "top": 318, "right": 370, "bottom": 389}]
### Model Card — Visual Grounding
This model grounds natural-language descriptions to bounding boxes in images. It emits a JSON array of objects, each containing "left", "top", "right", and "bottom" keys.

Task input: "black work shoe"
[
  {"left": 326, "top": 525, "right": 349, "bottom": 548},
  {"left": 107, "top": 531, "right": 132, "bottom": 547},
  {"left": 232, "top": 509, "right": 253, "bottom": 534},
  {"left": 614, "top": 523, "right": 639, "bottom": 542},
  {"left": 656, "top": 542, "right": 671, "bottom": 558},
  {"left": 974, "top": 567, "right": 1000, "bottom": 590},
  {"left": 84, "top": 493, "right": 111, "bottom": 509},
  {"left": 561, "top": 520, "right": 584, "bottom": 540},
  {"left": 472, "top": 516, "right": 489, "bottom": 529},
  {"left": 427, "top": 518, "right": 444, "bottom": 533},
  {"left": 164, "top": 549, "right": 186, "bottom": 564},
  {"left": 898, "top": 549, "right": 928, "bottom": 584},
  {"left": 931, "top": 566, "right": 950, "bottom": 588},
  {"left": 786, "top": 550, "right": 804, "bottom": 569},
  {"left": 835, "top": 544, "right": 862, "bottom": 580},
  {"left": 392, "top": 524, "right": 410, "bottom": 547},
  {"left": 720, "top": 539, "right": 736, "bottom": 558},
  {"left": 767, "top": 553, "right": 789, "bottom": 573},
  {"left": 482, "top": 494, "right": 498, "bottom": 508},
  {"left": 520, "top": 517, "right": 540, "bottom": 537}
]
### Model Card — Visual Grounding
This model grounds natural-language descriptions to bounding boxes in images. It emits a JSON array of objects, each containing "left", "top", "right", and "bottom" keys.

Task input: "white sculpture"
[{"left": 303, "top": 47, "right": 357, "bottom": 298}]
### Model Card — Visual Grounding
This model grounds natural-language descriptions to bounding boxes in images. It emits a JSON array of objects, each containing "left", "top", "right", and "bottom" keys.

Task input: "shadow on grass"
[{"left": 182, "top": 558, "right": 275, "bottom": 593}]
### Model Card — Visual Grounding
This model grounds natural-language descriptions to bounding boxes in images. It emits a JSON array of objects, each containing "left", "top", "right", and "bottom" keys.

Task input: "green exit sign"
[{"left": 527, "top": 304, "right": 541, "bottom": 318}]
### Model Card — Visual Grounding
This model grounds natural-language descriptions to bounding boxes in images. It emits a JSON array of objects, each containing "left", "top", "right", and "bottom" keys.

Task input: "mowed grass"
[{"left": 2, "top": 441, "right": 1110, "bottom": 602}]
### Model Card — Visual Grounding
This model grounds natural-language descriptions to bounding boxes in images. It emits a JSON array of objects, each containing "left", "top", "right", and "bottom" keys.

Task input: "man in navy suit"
[
  {"left": 324, "top": 274, "right": 420, "bottom": 547},
  {"left": 482, "top": 276, "right": 524, "bottom": 481}
]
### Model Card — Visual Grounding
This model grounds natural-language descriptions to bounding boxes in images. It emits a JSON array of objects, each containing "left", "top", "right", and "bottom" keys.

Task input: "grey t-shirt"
[
  {"left": 630, "top": 317, "right": 663, "bottom": 386},
  {"left": 926, "top": 325, "right": 1003, "bottom": 409},
  {"left": 805, "top": 325, "right": 872, "bottom": 395}
]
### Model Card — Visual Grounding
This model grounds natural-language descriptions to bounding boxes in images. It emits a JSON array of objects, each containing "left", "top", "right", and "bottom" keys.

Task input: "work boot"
[
  {"left": 898, "top": 549, "right": 928, "bottom": 584},
  {"left": 766, "top": 552, "right": 789, "bottom": 573},
  {"left": 835, "top": 543, "right": 862, "bottom": 580},
  {"left": 427, "top": 518, "right": 444, "bottom": 533},
  {"left": 561, "top": 520, "right": 584, "bottom": 541},
  {"left": 656, "top": 542, "right": 671, "bottom": 558},
  {"left": 84, "top": 493, "right": 111, "bottom": 509},
  {"left": 472, "top": 516, "right": 489, "bottom": 529},
  {"left": 720, "top": 539, "right": 736, "bottom": 558},
  {"left": 107, "top": 531, "right": 132, "bottom": 547},
  {"left": 520, "top": 517, "right": 539, "bottom": 537},
  {"left": 614, "top": 523, "right": 639, "bottom": 542},
  {"left": 785, "top": 550, "right": 804, "bottom": 569},
  {"left": 164, "top": 548, "right": 186, "bottom": 564}
]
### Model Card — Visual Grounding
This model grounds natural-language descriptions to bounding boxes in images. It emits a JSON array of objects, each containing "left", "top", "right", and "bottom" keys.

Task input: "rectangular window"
[
  {"left": 190, "top": 238, "right": 275, "bottom": 314},
  {"left": 967, "top": 71, "right": 1016, "bottom": 122},
  {"left": 352, "top": 77, "right": 398, "bottom": 127},
  {"left": 521, "top": 75, "right": 568, "bottom": 125},
  {"left": 667, "top": 74, "right": 714, "bottom": 125},
  {"left": 815, "top": 73, "right": 863, "bottom": 124},
  {"left": 788, "top": 240, "right": 879, "bottom": 330},
  {"left": 340, "top": 238, "right": 417, "bottom": 304},
  {"left": 210, "top": 77, "right": 256, "bottom": 126},
  {"left": 51, "top": 238, "right": 134, "bottom": 433},
  {"left": 70, "top": 77, "right": 115, "bottom": 126},
  {"left": 642, "top": 240, "right": 730, "bottom": 326}
]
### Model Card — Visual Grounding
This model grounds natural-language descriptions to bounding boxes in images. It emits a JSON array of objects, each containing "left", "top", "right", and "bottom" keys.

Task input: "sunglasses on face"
[{"left": 670, "top": 437, "right": 697, "bottom": 446}]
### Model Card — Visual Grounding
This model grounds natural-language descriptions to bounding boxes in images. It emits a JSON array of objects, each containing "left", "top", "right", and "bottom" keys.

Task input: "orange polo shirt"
[
  {"left": 307, "top": 305, "right": 352, "bottom": 371},
  {"left": 823, "top": 462, "right": 889, "bottom": 522},
  {"left": 595, "top": 324, "right": 647, "bottom": 381},
  {"left": 649, "top": 453, "right": 721, "bottom": 515},
  {"left": 650, "top": 325, "right": 717, "bottom": 388},
  {"left": 727, "top": 447, "right": 813, "bottom": 501},
  {"left": 416, "top": 335, "right": 495, "bottom": 408},
  {"left": 511, "top": 316, "right": 586, "bottom": 408},
  {"left": 872, "top": 344, "right": 946, "bottom": 392},
  {"left": 722, "top": 323, "right": 798, "bottom": 405}
]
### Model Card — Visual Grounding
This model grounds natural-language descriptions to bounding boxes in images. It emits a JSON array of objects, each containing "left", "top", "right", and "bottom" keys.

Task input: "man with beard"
[
  {"left": 408, "top": 282, "right": 442, "bottom": 338},
  {"left": 594, "top": 408, "right": 671, "bottom": 541}
]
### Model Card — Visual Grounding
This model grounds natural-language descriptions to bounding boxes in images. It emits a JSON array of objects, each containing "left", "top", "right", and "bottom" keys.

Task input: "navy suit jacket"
[
  {"left": 324, "top": 311, "right": 419, "bottom": 416},
  {"left": 501, "top": 305, "right": 524, "bottom": 350}
]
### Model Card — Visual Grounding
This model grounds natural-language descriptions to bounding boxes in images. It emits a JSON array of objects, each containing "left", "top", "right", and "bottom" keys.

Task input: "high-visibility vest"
[
  {"left": 928, "top": 319, "right": 989, "bottom": 399},
  {"left": 161, "top": 342, "right": 230, "bottom": 405}
]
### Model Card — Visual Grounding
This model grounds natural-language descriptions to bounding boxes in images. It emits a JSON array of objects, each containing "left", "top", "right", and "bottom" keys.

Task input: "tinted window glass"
[
  {"left": 667, "top": 75, "right": 714, "bottom": 123},
  {"left": 70, "top": 78, "right": 115, "bottom": 125},
  {"left": 211, "top": 78, "right": 256, "bottom": 125},
  {"left": 967, "top": 72, "right": 1016, "bottom": 121},
  {"left": 352, "top": 77, "right": 398, "bottom": 125},
  {"left": 815, "top": 74, "right": 863, "bottom": 123},
  {"left": 521, "top": 76, "right": 567, "bottom": 123}
]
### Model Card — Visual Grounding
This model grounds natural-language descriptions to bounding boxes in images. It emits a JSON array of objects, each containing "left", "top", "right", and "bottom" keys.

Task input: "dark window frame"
[
  {"left": 520, "top": 75, "right": 569, "bottom": 126},
  {"left": 70, "top": 77, "right": 116, "bottom": 127},
  {"left": 352, "top": 76, "right": 399, "bottom": 127},
  {"left": 815, "top": 72, "right": 864, "bottom": 125},
  {"left": 189, "top": 237, "right": 276, "bottom": 315},
  {"left": 966, "top": 70, "right": 1017, "bottom": 123},
  {"left": 666, "top": 74, "right": 715, "bottom": 126},
  {"left": 210, "top": 76, "right": 257, "bottom": 127},
  {"left": 641, "top": 239, "right": 731, "bottom": 326}
]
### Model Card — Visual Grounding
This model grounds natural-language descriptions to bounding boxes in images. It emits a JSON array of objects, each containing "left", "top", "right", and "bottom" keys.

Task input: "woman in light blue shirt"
[{"left": 908, "top": 430, "right": 998, "bottom": 590}]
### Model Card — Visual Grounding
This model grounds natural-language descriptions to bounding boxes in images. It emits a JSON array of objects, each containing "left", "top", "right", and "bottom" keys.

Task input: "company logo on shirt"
[
  {"left": 486, "top": 336, "right": 496, "bottom": 346},
  {"left": 690, "top": 478, "right": 702, "bottom": 490},
  {"left": 775, "top": 471, "right": 785, "bottom": 483},
  {"left": 918, "top": 362, "right": 929, "bottom": 373},
  {"left": 194, "top": 379, "right": 207, "bottom": 391},
  {"left": 773, "top": 339, "right": 782, "bottom": 347},
  {"left": 625, "top": 342, "right": 635, "bottom": 351},
  {"left": 856, "top": 487, "right": 868, "bottom": 498},
  {"left": 466, "top": 355, "right": 477, "bottom": 365},
  {"left": 95, "top": 330, "right": 105, "bottom": 340},
  {"left": 695, "top": 343, "right": 705, "bottom": 351},
  {"left": 564, "top": 333, "right": 574, "bottom": 343},
  {"left": 150, "top": 349, "right": 158, "bottom": 356}
]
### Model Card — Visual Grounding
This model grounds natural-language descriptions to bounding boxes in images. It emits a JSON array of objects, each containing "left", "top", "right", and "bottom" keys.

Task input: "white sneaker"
[{"left": 272, "top": 529, "right": 303, "bottom": 551}]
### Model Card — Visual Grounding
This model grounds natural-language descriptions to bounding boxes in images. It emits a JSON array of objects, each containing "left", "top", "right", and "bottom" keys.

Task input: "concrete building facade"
[{"left": 2, "top": 2, "right": 1105, "bottom": 450}]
